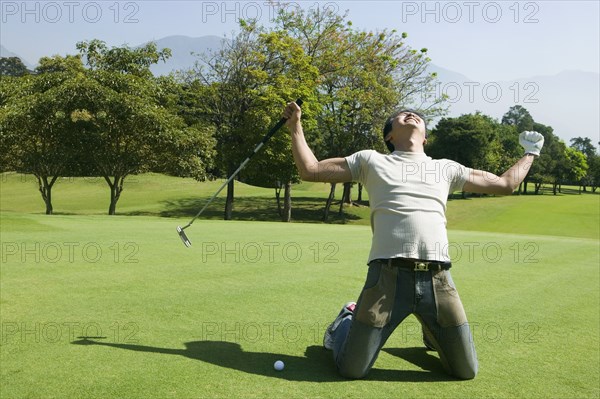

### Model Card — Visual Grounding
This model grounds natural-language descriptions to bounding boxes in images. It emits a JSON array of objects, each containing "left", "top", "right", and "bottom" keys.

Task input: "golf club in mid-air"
[{"left": 177, "top": 99, "right": 303, "bottom": 247}]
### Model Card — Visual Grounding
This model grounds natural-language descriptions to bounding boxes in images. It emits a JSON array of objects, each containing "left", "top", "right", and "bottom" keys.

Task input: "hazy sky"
[{"left": 1, "top": 0, "right": 599, "bottom": 81}]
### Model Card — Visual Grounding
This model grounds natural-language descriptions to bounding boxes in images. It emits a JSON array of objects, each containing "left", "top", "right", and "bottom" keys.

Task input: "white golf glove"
[{"left": 519, "top": 131, "right": 544, "bottom": 156}]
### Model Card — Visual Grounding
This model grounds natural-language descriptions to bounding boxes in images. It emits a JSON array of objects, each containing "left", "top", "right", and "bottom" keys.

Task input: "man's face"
[
  {"left": 394, "top": 111, "right": 425, "bottom": 133},
  {"left": 385, "top": 111, "right": 427, "bottom": 146}
]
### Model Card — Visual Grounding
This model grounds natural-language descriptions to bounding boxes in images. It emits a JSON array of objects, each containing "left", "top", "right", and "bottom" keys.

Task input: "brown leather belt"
[{"left": 375, "top": 258, "right": 452, "bottom": 272}]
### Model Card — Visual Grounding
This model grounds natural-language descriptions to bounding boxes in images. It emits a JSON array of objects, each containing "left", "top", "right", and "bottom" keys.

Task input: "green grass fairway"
[
  {"left": 1, "top": 174, "right": 599, "bottom": 398},
  {"left": 0, "top": 172, "right": 338, "bottom": 222}
]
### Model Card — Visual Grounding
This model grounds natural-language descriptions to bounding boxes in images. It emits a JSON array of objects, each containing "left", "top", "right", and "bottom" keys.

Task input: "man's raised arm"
[
  {"left": 463, "top": 131, "right": 545, "bottom": 195},
  {"left": 284, "top": 101, "right": 353, "bottom": 183}
]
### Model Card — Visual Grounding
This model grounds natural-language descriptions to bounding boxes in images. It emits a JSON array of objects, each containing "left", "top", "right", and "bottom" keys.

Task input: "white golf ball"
[{"left": 274, "top": 360, "right": 285, "bottom": 371}]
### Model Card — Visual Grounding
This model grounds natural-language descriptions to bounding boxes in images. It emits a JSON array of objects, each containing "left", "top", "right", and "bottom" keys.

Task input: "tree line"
[
  {"left": 429, "top": 105, "right": 599, "bottom": 196},
  {"left": 1, "top": 7, "right": 598, "bottom": 219}
]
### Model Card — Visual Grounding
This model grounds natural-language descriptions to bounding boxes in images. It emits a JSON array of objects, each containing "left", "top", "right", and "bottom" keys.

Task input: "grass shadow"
[
  {"left": 380, "top": 347, "right": 454, "bottom": 381},
  {"left": 71, "top": 339, "right": 455, "bottom": 382},
  {"left": 133, "top": 196, "right": 362, "bottom": 224},
  {"left": 71, "top": 339, "right": 342, "bottom": 382}
]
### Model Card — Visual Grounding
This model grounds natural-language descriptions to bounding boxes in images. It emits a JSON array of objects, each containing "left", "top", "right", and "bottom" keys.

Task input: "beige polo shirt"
[{"left": 345, "top": 150, "right": 470, "bottom": 262}]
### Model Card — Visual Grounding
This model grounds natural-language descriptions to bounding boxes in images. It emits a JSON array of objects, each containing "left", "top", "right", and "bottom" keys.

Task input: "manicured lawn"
[{"left": 1, "top": 173, "right": 598, "bottom": 398}]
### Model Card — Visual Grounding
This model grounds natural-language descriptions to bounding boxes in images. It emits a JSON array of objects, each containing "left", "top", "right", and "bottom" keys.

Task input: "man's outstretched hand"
[
  {"left": 519, "top": 131, "right": 544, "bottom": 156},
  {"left": 283, "top": 101, "right": 302, "bottom": 129}
]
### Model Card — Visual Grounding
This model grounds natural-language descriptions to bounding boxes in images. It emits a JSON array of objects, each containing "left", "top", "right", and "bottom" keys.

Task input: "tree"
[
  {"left": 35, "top": 55, "right": 85, "bottom": 74},
  {"left": 428, "top": 113, "right": 500, "bottom": 171},
  {"left": 562, "top": 147, "right": 588, "bottom": 190},
  {"left": 274, "top": 6, "right": 355, "bottom": 220},
  {"left": 501, "top": 106, "right": 546, "bottom": 193},
  {"left": 570, "top": 137, "right": 597, "bottom": 191},
  {"left": 495, "top": 124, "right": 522, "bottom": 177},
  {"left": 275, "top": 6, "right": 446, "bottom": 220},
  {"left": 544, "top": 144, "right": 587, "bottom": 194},
  {"left": 237, "top": 28, "right": 318, "bottom": 222},
  {"left": 501, "top": 105, "right": 534, "bottom": 132},
  {"left": 587, "top": 154, "right": 600, "bottom": 192},
  {"left": 183, "top": 20, "right": 317, "bottom": 221},
  {"left": 520, "top": 122, "right": 563, "bottom": 194},
  {"left": 0, "top": 62, "right": 83, "bottom": 214},
  {"left": 150, "top": 75, "right": 217, "bottom": 181},
  {"left": 500, "top": 107, "right": 594, "bottom": 195},
  {"left": 74, "top": 40, "right": 214, "bottom": 215},
  {"left": 570, "top": 137, "right": 597, "bottom": 159},
  {"left": 0, "top": 76, "right": 21, "bottom": 171},
  {"left": 2, "top": 45, "right": 215, "bottom": 215},
  {"left": 0, "top": 57, "right": 30, "bottom": 77},
  {"left": 427, "top": 112, "right": 526, "bottom": 197},
  {"left": 76, "top": 40, "right": 171, "bottom": 78}
]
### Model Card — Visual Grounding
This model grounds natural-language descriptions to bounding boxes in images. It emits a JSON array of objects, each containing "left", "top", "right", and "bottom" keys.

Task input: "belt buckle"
[{"left": 414, "top": 261, "right": 430, "bottom": 272}]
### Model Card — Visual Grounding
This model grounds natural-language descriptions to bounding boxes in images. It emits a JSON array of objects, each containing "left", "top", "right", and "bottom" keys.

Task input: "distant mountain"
[
  {"left": 142, "top": 33, "right": 599, "bottom": 143},
  {"left": 427, "top": 64, "right": 599, "bottom": 144},
  {"left": 138, "top": 35, "right": 226, "bottom": 76},
  {"left": 5, "top": 35, "right": 596, "bottom": 144},
  {"left": 428, "top": 64, "right": 471, "bottom": 84},
  {"left": 0, "top": 45, "right": 34, "bottom": 69}
]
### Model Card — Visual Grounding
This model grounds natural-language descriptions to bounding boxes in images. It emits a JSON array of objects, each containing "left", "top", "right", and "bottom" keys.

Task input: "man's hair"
[{"left": 383, "top": 109, "right": 428, "bottom": 152}]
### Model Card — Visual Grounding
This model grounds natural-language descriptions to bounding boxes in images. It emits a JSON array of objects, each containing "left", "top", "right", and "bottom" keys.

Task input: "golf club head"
[{"left": 177, "top": 226, "right": 192, "bottom": 247}]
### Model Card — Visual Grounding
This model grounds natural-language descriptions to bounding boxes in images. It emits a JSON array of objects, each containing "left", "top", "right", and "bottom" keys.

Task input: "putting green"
[{"left": 1, "top": 174, "right": 598, "bottom": 398}]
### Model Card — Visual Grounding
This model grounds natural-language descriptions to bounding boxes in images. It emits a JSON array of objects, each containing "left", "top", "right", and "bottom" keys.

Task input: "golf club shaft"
[{"left": 182, "top": 99, "right": 303, "bottom": 229}]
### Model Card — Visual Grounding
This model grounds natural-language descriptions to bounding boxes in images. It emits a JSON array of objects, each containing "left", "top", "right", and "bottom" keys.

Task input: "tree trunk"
[
  {"left": 274, "top": 185, "right": 283, "bottom": 217},
  {"left": 45, "top": 185, "right": 53, "bottom": 215},
  {"left": 339, "top": 182, "right": 353, "bottom": 216},
  {"left": 224, "top": 178, "right": 234, "bottom": 220},
  {"left": 523, "top": 180, "right": 528, "bottom": 194},
  {"left": 552, "top": 181, "right": 558, "bottom": 195},
  {"left": 342, "top": 182, "right": 353, "bottom": 204},
  {"left": 105, "top": 175, "right": 125, "bottom": 215},
  {"left": 357, "top": 183, "right": 363, "bottom": 202},
  {"left": 517, "top": 182, "right": 522, "bottom": 195},
  {"left": 534, "top": 182, "right": 542, "bottom": 195},
  {"left": 282, "top": 181, "right": 292, "bottom": 222},
  {"left": 109, "top": 186, "right": 117, "bottom": 215},
  {"left": 323, "top": 183, "right": 336, "bottom": 222},
  {"left": 37, "top": 175, "right": 58, "bottom": 215}
]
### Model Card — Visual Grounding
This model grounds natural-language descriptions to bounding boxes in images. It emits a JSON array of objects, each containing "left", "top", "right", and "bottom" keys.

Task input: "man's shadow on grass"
[{"left": 71, "top": 339, "right": 454, "bottom": 382}]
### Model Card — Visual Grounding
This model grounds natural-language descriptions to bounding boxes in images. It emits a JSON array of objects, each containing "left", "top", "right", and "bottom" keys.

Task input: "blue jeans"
[{"left": 332, "top": 259, "right": 478, "bottom": 380}]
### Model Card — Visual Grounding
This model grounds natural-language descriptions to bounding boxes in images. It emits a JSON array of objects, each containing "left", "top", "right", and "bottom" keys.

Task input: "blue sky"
[
  {"left": 1, "top": 0, "right": 598, "bottom": 81},
  {"left": 1, "top": 1, "right": 599, "bottom": 143}
]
